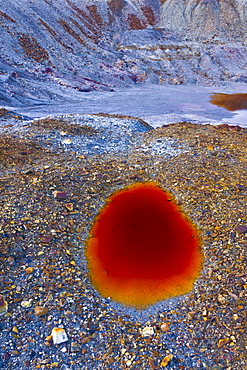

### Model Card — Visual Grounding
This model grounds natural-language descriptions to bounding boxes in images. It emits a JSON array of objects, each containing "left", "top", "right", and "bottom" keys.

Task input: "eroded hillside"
[{"left": 0, "top": 0, "right": 247, "bottom": 106}]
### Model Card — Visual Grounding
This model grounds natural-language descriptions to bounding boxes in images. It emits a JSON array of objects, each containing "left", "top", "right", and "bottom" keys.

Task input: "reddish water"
[
  {"left": 85, "top": 182, "right": 202, "bottom": 309},
  {"left": 210, "top": 93, "right": 247, "bottom": 111}
]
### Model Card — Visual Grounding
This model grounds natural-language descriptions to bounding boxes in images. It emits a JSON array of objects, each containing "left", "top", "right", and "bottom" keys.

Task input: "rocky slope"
[
  {"left": 0, "top": 0, "right": 246, "bottom": 106},
  {"left": 159, "top": 0, "right": 247, "bottom": 41},
  {"left": 0, "top": 109, "right": 246, "bottom": 370}
]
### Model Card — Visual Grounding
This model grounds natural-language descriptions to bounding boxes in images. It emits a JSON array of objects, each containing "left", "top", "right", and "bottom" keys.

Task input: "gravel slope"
[{"left": 0, "top": 112, "right": 246, "bottom": 369}]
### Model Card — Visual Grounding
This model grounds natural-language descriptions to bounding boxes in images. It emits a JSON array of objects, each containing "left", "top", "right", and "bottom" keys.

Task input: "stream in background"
[{"left": 4, "top": 83, "right": 247, "bottom": 128}]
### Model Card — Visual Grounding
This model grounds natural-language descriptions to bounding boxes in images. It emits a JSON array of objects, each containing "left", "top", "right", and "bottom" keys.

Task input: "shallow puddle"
[
  {"left": 210, "top": 93, "right": 247, "bottom": 126},
  {"left": 85, "top": 182, "right": 202, "bottom": 309},
  {"left": 210, "top": 93, "right": 247, "bottom": 111}
]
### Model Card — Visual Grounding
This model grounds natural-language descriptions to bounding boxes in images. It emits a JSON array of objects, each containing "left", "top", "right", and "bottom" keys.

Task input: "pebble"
[
  {"left": 160, "top": 354, "right": 173, "bottom": 367},
  {"left": 140, "top": 326, "right": 154, "bottom": 337},
  {"left": 217, "top": 294, "right": 227, "bottom": 304},
  {"left": 53, "top": 191, "right": 68, "bottom": 199},
  {"left": 235, "top": 225, "right": 247, "bottom": 233},
  {"left": 160, "top": 323, "right": 170, "bottom": 332},
  {"left": 40, "top": 235, "right": 53, "bottom": 243},
  {"left": 21, "top": 299, "right": 33, "bottom": 308},
  {"left": 12, "top": 326, "right": 19, "bottom": 333},
  {"left": 34, "top": 306, "right": 49, "bottom": 317},
  {"left": 0, "top": 295, "right": 8, "bottom": 315},
  {"left": 62, "top": 138, "right": 73, "bottom": 145},
  {"left": 25, "top": 267, "right": 35, "bottom": 274},
  {"left": 64, "top": 203, "right": 73, "bottom": 211},
  {"left": 70, "top": 341, "right": 80, "bottom": 352},
  {"left": 51, "top": 328, "right": 68, "bottom": 345}
]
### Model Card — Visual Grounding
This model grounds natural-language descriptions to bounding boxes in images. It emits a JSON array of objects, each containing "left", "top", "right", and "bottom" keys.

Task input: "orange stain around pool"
[
  {"left": 210, "top": 93, "right": 247, "bottom": 111},
  {"left": 85, "top": 182, "right": 203, "bottom": 309}
]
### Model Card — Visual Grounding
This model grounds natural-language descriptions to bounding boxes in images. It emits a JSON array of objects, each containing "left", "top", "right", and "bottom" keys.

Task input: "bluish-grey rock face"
[
  {"left": 0, "top": 0, "right": 246, "bottom": 106},
  {"left": 159, "top": 0, "right": 247, "bottom": 41}
]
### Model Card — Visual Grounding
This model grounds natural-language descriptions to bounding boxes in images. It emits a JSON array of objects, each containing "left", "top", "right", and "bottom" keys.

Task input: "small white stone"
[
  {"left": 218, "top": 294, "right": 226, "bottom": 304},
  {"left": 140, "top": 326, "right": 154, "bottom": 337},
  {"left": 62, "top": 138, "right": 72, "bottom": 145},
  {"left": 51, "top": 328, "right": 68, "bottom": 344},
  {"left": 21, "top": 299, "right": 33, "bottom": 308}
]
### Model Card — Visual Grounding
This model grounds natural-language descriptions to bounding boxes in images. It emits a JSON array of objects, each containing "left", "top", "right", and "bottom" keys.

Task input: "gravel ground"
[{"left": 0, "top": 110, "right": 246, "bottom": 370}]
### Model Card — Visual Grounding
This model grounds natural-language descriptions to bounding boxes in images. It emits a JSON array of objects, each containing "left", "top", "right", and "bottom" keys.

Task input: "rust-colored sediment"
[
  {"left": 210, "top": 93, "right": 247, "bottom": 111},
  {"left": 85, "top": 182, "right": 203, "bottom": 309}
]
